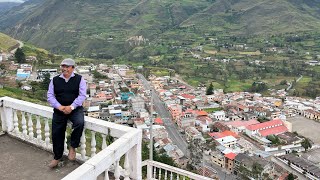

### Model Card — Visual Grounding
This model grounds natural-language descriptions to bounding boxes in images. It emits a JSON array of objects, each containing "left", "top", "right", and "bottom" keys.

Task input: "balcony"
[{"left": 0, "top": 97, "right": 213, "bottom": 180}]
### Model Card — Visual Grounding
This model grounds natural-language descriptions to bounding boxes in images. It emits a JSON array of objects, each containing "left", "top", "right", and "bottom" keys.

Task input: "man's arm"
[
  {"left": 47, "top": 79, "right": 62, "bottom": 109},
  {"left": 71, "top": 77, "right": 87, "bottom": 109}
]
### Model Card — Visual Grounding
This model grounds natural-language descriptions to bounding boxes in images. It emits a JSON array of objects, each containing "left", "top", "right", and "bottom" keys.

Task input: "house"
[
  {"left": 89, "top": 84, "right": 97, "bottom": 97},
  {"left": 210, "top": 151, "right": 225, "bottom": 168},
  {"left": 154, "top": 117, "right": 163, "bottom": 125},
  {"left": 224, "top": 119, "right": 260, "bottom": 134},
  {"left": 209, "top": 130, "right": 239, "bottom": 140},
  {"left": 245, "top": 119, "right": 288, "bottom": 137},
  {"left": 16, "top": 69, "right": 31, "bottom": 80},
  {"left": 167, "top": 104, "right": 182, "bottom": 122},
  {"left": 234, "top": 153, "right": 273, "bottom": 178},
  {"left": 210, "top": 111, "right": 226, "bottom": 121},
  {"left": 215, "top": 136, "right": 238, "bottom": 148},
  {"left": 303, "top": 109, "right": 320, "bottom": 121},
  {"left": 278, "top": 154, "right": 320, "bottom": 180},
  {"left": 21, "top": 85, "right": 32, "bottom": 91},
  {"left": 87, "top": 106, "right": 100, "bottom": 118},
  {"left": 196, "top": 116, "right": 212, "bottom": 132},
  {"left": 120, "top": 92, "right": 134, "bottom": 101},
  {"left": 225, "top": 152, "right": 237, "bottom": 172},
  {"left": 130, "top": 96, "right": 145, "bottom": 111},
  {"left": 212, "top": 122, "right": 230, "bottom": 132},
  {"left": 177, "top": 110, "right": 195, "bottom": 130},
  {"left": 185, "top": 126, "right": 203, "bottom": 142}
]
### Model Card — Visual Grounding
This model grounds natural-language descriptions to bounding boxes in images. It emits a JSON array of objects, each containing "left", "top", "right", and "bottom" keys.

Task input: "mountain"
[
  {"left": 0, "top": 0, "right": 319, "bottom": 56},
  {"left": 0, "top": 0, "right": 30, "bottom": 13},
  {"left": 0, "top": 2, "right": 21, "bottom": 13},
  {"left": 0, "top": 32, "right": 18, "bottom": 52}
]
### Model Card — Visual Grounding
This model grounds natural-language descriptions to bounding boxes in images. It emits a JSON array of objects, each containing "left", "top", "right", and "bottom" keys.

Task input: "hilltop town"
[{"left": 1, "top": 49, "right": 320, "bottom": 179}]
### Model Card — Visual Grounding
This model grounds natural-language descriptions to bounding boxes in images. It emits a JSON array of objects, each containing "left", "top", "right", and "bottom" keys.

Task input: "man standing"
[{"left": 47, "top": 58, "right": 87, "bottom": 168}]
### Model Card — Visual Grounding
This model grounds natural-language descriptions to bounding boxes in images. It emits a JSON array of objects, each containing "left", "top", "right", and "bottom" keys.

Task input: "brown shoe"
[
  {"left": 48, "top": 159, "right": 60, "bottom": 168},
  {"left": 68, "top": 147, "right": 76, "bottom": 161}
]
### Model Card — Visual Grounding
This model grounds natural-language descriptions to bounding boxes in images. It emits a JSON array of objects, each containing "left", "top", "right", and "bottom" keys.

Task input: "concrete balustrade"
[
  {"left": 0, "top": 97, "right": 142, "bottom": 180},
  {"left": 0, "top": 97, "right": 212, "bottom": 180},
  {"left": 142, "top": 160, "right": 213, "bottom": 180}
]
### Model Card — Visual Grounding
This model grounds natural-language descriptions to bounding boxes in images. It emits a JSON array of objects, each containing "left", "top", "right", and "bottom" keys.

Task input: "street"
[
  {"left": 137, "top": 74, "right": 189, "bottom": 156},
  {"left": 138, "top": 73, "right": 234, "bottom": 179},
  {"left": 271, "top": 157, "right": 307, "bottom": 180}
]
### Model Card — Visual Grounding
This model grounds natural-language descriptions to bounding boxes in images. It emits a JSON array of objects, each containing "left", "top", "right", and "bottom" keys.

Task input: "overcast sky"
[{"left": 0, "top": 0, "right": 24, "bottom": 2}]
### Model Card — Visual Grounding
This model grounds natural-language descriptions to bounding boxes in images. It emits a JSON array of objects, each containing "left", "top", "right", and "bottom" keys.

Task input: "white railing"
[
  {"left": 142, "top": 160, "right": 214, "bottom": 180},
  {"left": 0, "top": 96, "right": 142, "bottom": 180}
]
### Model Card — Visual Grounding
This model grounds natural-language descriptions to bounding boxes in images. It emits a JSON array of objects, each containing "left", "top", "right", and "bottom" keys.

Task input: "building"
[
  {"left": 278, "top": 154, "right": 320, "bottom": 180},
  {"left": 210, "top": 151, "right": 225, "bottom": 168},
  {"left": 185, "top": 126, "right": 203, "bottom": 142},
  {"left": 87, "top": 106, "right": 100, "bottom": 118},
  {"left": 224, "top": 119, "right": 260, "bottom": 134},
  {"left": 225, "top": 152, "right": 237, "bottom": 172},
  {"left": 215, "top": 136, "right": 238, "bottom": 148},
  {"left": 245, "top": 119, "right": 288, "bottom": 137},
  {"left": 130, "top": 96, "right": 145, "bottom": 111},
  {"left": 16, "top": 69, "right": 31, "bottom": 80},
  {"left": 234, "top": 153, "right": 273, "bottom": 179},
  {"left": 210, "top": 111, "right": 226, "bottom": 121}
]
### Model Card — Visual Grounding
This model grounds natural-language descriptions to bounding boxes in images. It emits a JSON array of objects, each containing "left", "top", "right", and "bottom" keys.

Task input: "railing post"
[
  {"left": 0, "top": 100, "right": 7, "bottom": 132},
  {"left": 130, "top": 130, "right": 142, "bottom": 180},
  {"left": 3, "top": 106, "right": 13, "bottom": 132},
  {"left": 147, "top": 163, "right": 153, "bottom": 180}
]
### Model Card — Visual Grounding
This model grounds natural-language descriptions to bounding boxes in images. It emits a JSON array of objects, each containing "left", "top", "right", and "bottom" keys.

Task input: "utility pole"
[
  {"left": 147, "top": 87, "right": 154, "bottom": 180},
  {"left": 149, "top": 88, "right": 154, "bottom": 161}
]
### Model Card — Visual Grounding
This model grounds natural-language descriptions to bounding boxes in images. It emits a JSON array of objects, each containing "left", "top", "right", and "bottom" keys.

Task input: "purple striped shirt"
[{"left": 47, "top": 72, "right": 87, "bottom": 109}]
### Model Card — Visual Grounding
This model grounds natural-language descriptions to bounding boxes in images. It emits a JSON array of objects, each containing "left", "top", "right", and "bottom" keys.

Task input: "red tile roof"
[
  {"left": 259, "top": 125, "right": 288, "bottom": 137},
  {"left": 224, "top": 119, "right": 259, "bottom": 128},
  {"left": 220, "top": 131, "right": 240, "bottom": 138},
  {"left": 208, "top": 132, "right": 223, "bottom": 139},
  {"left": 225, "top": 152, "right": 237, "bottom": 160},
  {"left": 247, "top": 119, "right": 283, "bottom": 131},
  {"left": 181, "top": 94, "right": 196, "bottom": 99},
  {"left": 196, "top": 110, "right": 208, "bottom": 116},
  {"left": 154, "top": 118, "right": 163, "bottom": 124},
  {"left": 208, "top": 130, "right": 239, "bottom": 139}
]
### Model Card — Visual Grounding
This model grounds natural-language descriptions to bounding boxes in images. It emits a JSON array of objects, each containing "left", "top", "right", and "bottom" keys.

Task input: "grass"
[
  {"left": 204, "top": 107, "right": 223, "bottom": 113},
  {"left": 294, "top": 76, "right": 312, "bottom": 94},
  {"left": 238, "top": 51, "right": 262, "bottom": 56},
  {"left": 0, "top": 87, "right": 46, "bottom": 105},
  {"left": 225, "top": 79, "right": 253, "bottom": 92},
  {"left": 0, "top": 32, "right": 18, "bottom": 52},
  {"left": 22, "top": 43, "right": 49, "bottom": 56}
]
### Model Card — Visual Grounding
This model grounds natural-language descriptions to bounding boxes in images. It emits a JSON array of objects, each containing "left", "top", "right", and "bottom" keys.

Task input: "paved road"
[
  {"left": 271, "top": 157, "right": 307, "bottom": 180},
  {"left": 137, "top": 74, "right": 189, "bottom": 156}
]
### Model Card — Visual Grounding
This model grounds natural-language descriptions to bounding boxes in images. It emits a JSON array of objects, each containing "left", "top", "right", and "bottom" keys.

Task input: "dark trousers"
[{"left": 52, "top": 107, "right": 84, "bottom": 160}]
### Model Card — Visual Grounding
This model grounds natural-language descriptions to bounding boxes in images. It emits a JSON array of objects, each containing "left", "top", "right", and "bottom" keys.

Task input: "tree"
[
  {"left": 286, "top": 173, "right": 295, "bottom": 180},
  {"left": 15, "top": 48, "right": 26, "bottom": 63},
  {"left": 41, "top": 72, "right": 51, "bottom": 90},
  {"left": 206, "top": 82, "right": 214, "bottom": 95},
  {"left": 252, "top": 162, "right": 263, "bottom": 178},
  {"left": 92, "top": 70, "right": 107, "bottom": 79},
  {"left": 301, "top": 138, "right": 312, "bottom": 151}
]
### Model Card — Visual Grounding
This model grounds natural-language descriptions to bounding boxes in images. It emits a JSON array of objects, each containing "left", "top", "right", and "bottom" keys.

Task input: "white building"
[
  {"left": 216, "top": 136, "right": 237, "bottom": 148},
  {"left": 210, "top": 111, "right": 226, "bottom": 121}
]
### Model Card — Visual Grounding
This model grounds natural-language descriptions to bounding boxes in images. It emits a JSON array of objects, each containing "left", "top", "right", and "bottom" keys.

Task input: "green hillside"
[
  {"left": 0, "top": 0, "right": 319, "bottom": 56},
  {"left": 0, "top": 32, "right": 18, "bottom": 52}
]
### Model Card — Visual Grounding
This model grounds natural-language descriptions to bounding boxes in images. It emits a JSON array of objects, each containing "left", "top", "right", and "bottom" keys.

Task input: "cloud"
[{"left": 0, "top": 0, "right": 25, "bottom": 3}]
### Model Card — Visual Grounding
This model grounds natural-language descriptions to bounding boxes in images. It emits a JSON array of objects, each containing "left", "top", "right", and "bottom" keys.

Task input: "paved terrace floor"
[{"left": 0, "top": 134, "right": 81, "bottom": 180}]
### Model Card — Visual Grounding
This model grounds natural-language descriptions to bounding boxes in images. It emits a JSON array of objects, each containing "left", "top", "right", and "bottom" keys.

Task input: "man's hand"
[
  {"left": 57, "top": 106, "right": 66, "bottom": 112},
  {"left": 63, "top": 106, "right": 73, "bottom": 114}
]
